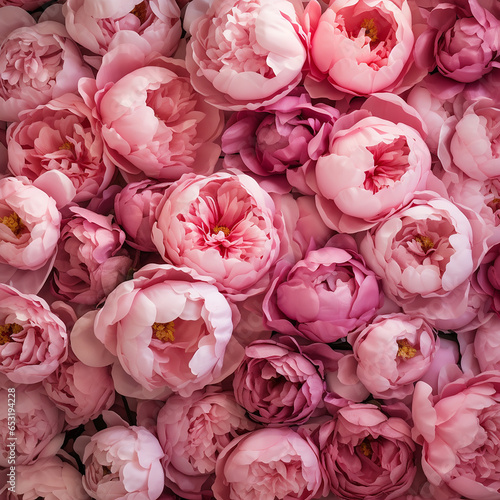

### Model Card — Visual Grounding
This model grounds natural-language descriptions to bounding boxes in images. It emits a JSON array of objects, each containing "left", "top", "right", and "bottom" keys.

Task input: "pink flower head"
[
  {"left": 0, "top": 20, "right": 93, "bottom": 122},
  {"left": 63, "top": 0, "right": 182, "bottom": 57},
  {"left": 349, "top": 313, "right": 437, "bottom": 399},
  {"left": 311, "top": 94, "right": 431, "bottom": 233},
  {"left": 93, "top": 264, "right": 235, "bottom": 396},
  {"left": 75, "top": 424, "right": 165, "bottom": 500},
  {"left": 473, "top": 314, "right": 500, "bottom": 372},
  {"left": 0, "top": 384, "right": 65, "bottom": 467},
  {"left": 474, "top": 241, "right": 500, "bottom": 316},
  {"left": 185, "top": 0, "right": 307, "bottom": 110},
  {"left": 316, "top": 404, "right": 416, "bottom": 499},
  {"left": 264, "top": 233, "right": 382, "bottom": 342},
  {"left": 79, "top": 43, "right": 224, "bottom": 182},
  {"left": 157, "top": 386, "right": 256, "bottom": 499},
  {"left": 7, "top": 93, "right": 115, "bottom": 205},
  {"left": 0, "top": 0, "right": 51, "bottom": 9},
  {"left": 212, "top": 427, "right": 326, "bottom": 500},
  {"left": 307, "top": 0, "right": 415, "bottom": 96},
  {"left": 152, "top": 171, "right": 282, "bottom": 300},
  {"left": 52, "top": 206, "right": 132, "bottom": 305},
  {"left": 413, "top": 371, "right": 500, "bottom": 499},
  {"left": 0, "top": 284, "right": 68, "bottom": 384}
]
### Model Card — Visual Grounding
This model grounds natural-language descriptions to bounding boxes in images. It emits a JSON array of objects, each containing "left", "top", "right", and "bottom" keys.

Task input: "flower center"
[
  {"left": 414, "top": 234, "right": 434, "bottom": 254},
  {"left": 102, "top": 465, "right": 112, "bottom": 476},
  {"left": 212, "top": 225, "right": 231, "bottom": 237},
  {"left": 1, "top": 212, "right": 25, "bottom": 238},
  {"left": 361, "top": 18, "right": 378, "bottom": 43},
  {"left": 58, "top": 141, "right": 73, "bottom": 151},
  {"left": 358, "top": 438, "right": 373, "bottom": 458},
  {"left": 152, "top": 321, "right": 175, "bottom": 343},
  {"left": 0, "top": 323, "right": 22, "bottom": 345},
  {"left": 397, "top": 338, "right": 417, "bottom": 359},
  {"left": 130, "top": 1, "right": 147, "bottom": 23}
]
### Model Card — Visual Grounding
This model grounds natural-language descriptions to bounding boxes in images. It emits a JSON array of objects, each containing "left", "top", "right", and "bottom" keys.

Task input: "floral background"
[{"left": 0, "top": 0, "right": 499, "bottom": 498}]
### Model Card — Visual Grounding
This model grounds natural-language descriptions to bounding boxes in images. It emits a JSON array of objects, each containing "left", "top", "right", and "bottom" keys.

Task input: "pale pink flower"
[
  {"left": 185, "top": 0, "right": 307, "bottom": 110},
  {"left": 473, "top": 315, "right": 500, "bottom": 372},
  {"left": 75, "top": 424, "right": 165, "bottom": 500},
  {"left": 63, "top": 0, "right": 182, "bottom": 57},
  {"left": 152, "top": 171, "right": 282, "bottom": 300}
]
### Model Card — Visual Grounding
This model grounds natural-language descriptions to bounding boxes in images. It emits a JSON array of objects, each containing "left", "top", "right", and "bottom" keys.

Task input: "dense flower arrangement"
[{"left": 0, "top": 0, "right": 499, "bottom": 498}]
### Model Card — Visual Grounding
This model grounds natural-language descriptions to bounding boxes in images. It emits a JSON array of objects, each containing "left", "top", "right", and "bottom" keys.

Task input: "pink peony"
[
  {"left": 51, "top": 206, "right": 132, "bottom": 305},
  {"left": 63, "top": 0, "right": 182, "bottom": 57},
  {"left": 79, "top": 41, "right": 224, "bottom": 182},
  {"left": 185, "top": 0, "right": 307, "bottom": 110},
  {"left": 412, "top": 371, "right": 500, "bottom": 499},
  {"left": 7, "top": 93, "right": 115, "bottom": 206},
  {"left": 0, "top": 284, "right": 68, "bottom": 384},
  {"left": 474, "top": 241, "right": 500, "bottom": 316},
  {"left": 473, "top": 315, "right": 500, "bottom": 372},
  {"left": 152, "top": 171, "right": 282, "bottom": 300},
  {"left": 0, "top": 383, "right": 65, "bottom": 467},
  {"left": 0, "top": 0, "right": 50, "bottom": 9},
  {"left": 75, "top": 424, "right": 165, "bottom": 500},
  {"left": 306, "top": 0, "right": 415, "bottom": 96},
  {"left": 212, "top": 427, "right": 326, "bottom": 500},
  {"left": 264, "top": 233, "right": 382, "bottom": 342},
  {"left": 93, "top": 264, "right": 235, "bottom": 396},
  {"left": 157, "top": 386, "right": 256, "bottom": 499},
  {"left": 316, "top": 403, "right": 416, "bottom": 499},
  {"left": 0, "top": 19, "right": 93, "bottom": 122},
  {"left": 348, "top": 313, "right": 437, "bottom": 399}
]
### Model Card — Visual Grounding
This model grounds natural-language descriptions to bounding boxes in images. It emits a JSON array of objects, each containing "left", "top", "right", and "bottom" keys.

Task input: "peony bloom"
[
  {"left": 152, "top": 171, "right": 282, "bottom": 300},
  {"left": 474, "top": 241, "right": 500, "bottom": 316},
  {"left": 0, "top": 0, "right": 51, "bottom": 9},
  {"left": 414, "top": 0, "right": 500, "bottom": 83},
  {"left": 316, "top": 403, "right": 416, "bottom": 499},
  {"left": 79, "top": 40, "right": 223, "bottom": 182},
  {"left": 93, "top": 264, "right": 235, "bottom": 396},
  {"left": 63, "top": 0, "right": 181, "bottom": 57},
  {"left": 157, "top": 386, "right": 256, "bottom": 499},
  {"left": 0, "top": 284, "right": 68, "bottom": 384},
  {"left": 473, "top": 315, "right": 500, "bottom": 372},
  {"left": 75, "top": 424, "right": 165, "bottom": 500},
  {"left": 185, "top": 0, "right": 307, "bottom": 110},
  {"left": 349, "top": 313, "right": 437, "bottom": 400},
  {"left": 264, "top": 233, "right": 382, "bottom": 342},
  {"left": 310, "top": 94, "right": 431, "bottom": 233},
  {"left": 7, "top": 93, "right": 115, "bottom": 206},
  {"left": 412, "top": 371, "right": 500, "bottom": 499},
  {"left": 0, "top": 19, "right": 93, "bottom": 122},
  {"left": 0, "top": 383, "right": 65, "bottom": 467},
  {"left": 51, "top": 206, "right": 132, "bottom": 305},
  {"left": 306, "top": 0, "right": 415, "bottom": 96},
  {"left": 212, "top": 427, "right": 326, "bottom": 500}
]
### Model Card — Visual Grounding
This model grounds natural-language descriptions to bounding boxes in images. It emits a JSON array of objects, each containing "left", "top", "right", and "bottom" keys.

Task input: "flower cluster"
[{"left": 0, "top": 0, "right": 500, "bottom": 499}]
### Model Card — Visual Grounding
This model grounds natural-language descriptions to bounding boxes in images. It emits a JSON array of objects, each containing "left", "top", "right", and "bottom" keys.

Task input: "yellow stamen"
[
  {"left": 361, "top": 18, "right": 378, "bottom": 43},
  {"left": 0, "top": 323, "right": 22, "bottom": 345},
  {"left": 152, "top": 321, "right": 175, "bottom": 343},
  {"left": 212, "top": 225, "right": 231, "bottom": 237},
  {"left": 358, "top": 438, "right": 372, "bottom": 458},
  {"left": 130, "top": 1, "right": 147, "bottom": 23},
  {"left": 397, "top": 338, "right": 417, "bottom": 359},
  {"left": 1, "top": 212, "right": 25, "bottom": 238},
  {"left": 58, "top": 141, "right": 73, "bottom": 150},
  {"left": 415, "top": 234, "right": 434, "bottom": 254}
]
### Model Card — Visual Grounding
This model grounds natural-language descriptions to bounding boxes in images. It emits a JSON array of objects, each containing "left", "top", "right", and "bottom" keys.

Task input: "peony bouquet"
[{"left": 0, "top": 0, "right": 500, "bottom": 498}]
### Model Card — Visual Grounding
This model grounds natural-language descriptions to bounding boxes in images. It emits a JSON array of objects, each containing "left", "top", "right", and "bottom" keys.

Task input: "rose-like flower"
[
  {"left": 79, "top": 40, "right": 223, "bottom": 182},
  {"left": 7, "top": 93, "right": 115, "bottom": 205},
  {"left": 412, "top": 371, "right": 500, "bottom": 499},
  {"left": 348, "top": 313, "right": 437, "bottom": 399},
  {"left": 51, "top": 206, "right": 132, "bottom": 305},
  {"left": 75, "top": 424, "right": 164, "bottom": 500},
  {"left": 0, "top": 284, "right": 67, "bottom": 384},
  {"left": 63, "top": 0, "right": 181, "bottom": 57},
  {"left": 264, "top": 234, "right": 382, "bottom": 342},
  {"left": 114, "top": 179, "right": 172, "bottom": 252},
  {"left": 0, "top": 19, "right": 93, "bottom": 122},
  {"left": 306, "top": 0, "right": 415, "bottom": 96},
  {"left": 316, "top": 403, "right": 416, "bottom": 499},
  {"left": 0, "top": 384, "right": 65, "bottom": 467},
  {"left": 185, "top": 0, "right": 307, "bottom": 110},
  {"left": 212, "top": 427, "right": 326, "bottom": 500},
  {"left": 152, "top": 171, "right": 282, "bottom": 300},
  {"left": 157, "top": 386, "right": 256, "bottom": 499},
  {"left": 414, "top": 0, "right": 500, "bottom": 83},
  {"left": 310, "top": 94, "right": 431, "bottom": 233},
  {"left": 93, "top": 264, "right": 235, "bottom": 397}
]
